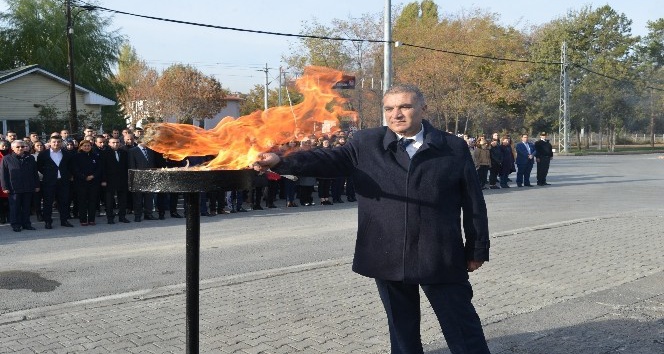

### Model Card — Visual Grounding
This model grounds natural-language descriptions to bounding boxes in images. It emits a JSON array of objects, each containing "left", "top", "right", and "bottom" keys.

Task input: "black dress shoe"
[
  {"left": 23, "top": 226, "right": 36, "bottom": 230},
  {"left": 525, "top": 184, "right": 533, "bottom": 187},
  {"left": 45, "top": 222, "right": 53, "bottom": 229},
  {"left": 144, "top": 214, "right": 157, "bottom": 220},
  {"left": 347, "top": 197, "right": 357, "bottom": 202},
  {"left": 266, "top": 204, "right": 277, "bottom": 209},
  {"left": 333, "top": 199, "right": 344, "bottom": 203},
  {"left": 253, "top": 205, "right": 264, "bottom": 210},
  {"left": 170, "top": 213, "right": 183, "bottom": 218},
  {"left": 108, "top": 220, "right": 116, "bottom": 224},
  {"left": 158, "top": 214, "right": 166, "bottom": 220},
  {"left": 134, "top": 217, "right": 142, "bottom": 222},
  {"left": 13, "top": 227, "right": 21, "bottom": 232},
  {"left": 119, "top": 218, "right": 131, "bottom": 223},
  {"left": 236, "top": 207, "right": 248, "bottom": 212},
  {"left": 61, "top": 221, "right": 74, "bottom": 227}
]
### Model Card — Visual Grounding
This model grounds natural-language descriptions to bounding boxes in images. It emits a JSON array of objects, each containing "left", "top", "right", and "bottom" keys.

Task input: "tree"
[
  {"left": 393, "top": 2, "right": 528, "bottom": 135},
  {"left": 154, "top": 64, "right": 229, "bottom": 125},
  {"left": 636, "top": 19, "right": 664, "bottom": 147},
  {"left": 0, "top": 0, "right": 122, "bottom": 98},
  {"left": 113, "top": 43, "right": 160, "bottom": 127},
  {"left": 526, "top": 5, "right": 640, "bottom": 149}
]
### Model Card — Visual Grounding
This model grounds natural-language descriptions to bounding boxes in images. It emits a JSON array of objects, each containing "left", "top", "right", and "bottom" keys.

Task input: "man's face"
[
  {"left": 60, "top": 130, "right": 69, "bottom": 138},
  {"left": 84, "top": 128, "right": 94, "bottom": 136},
  {"left": 6, "top": 133, "right": 17, "bottom": 142},
  {"left": 134, "top": 130, "right": 143, "bottom": 137},
  {"left": 50, "top": 138, "right": 62, "bottom": 150},
  {"left": 108, "top": 138, "right": 121, "bottom": 150},
  {"left": 30, "top": 133, "right": 39, "bottom": 142},
  {"left": 521, "top": 135, "right": 528, "bottom": 143},
  {"left": 95, "top": 138, "right": 106, "bottom": 148},
  {"left": 502, "top": 138, "right": 510, "bottom": 146},
  {"left": 112, "top": 130, "right": 120, "bottom": 138},
  {"left": 383, "top": 92, "right": 425, "bottom": 137},
  {"left": 12, "top": 142, "right": 28, "bottom": 155}
]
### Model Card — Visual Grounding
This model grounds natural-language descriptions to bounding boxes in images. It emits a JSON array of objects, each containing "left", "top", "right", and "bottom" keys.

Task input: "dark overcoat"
[
  {"left": 100, "top": 149, "right": 129, "bottom": 191},
  {"left": 273, "top": 120, "right": 490, "bottom": 284}
]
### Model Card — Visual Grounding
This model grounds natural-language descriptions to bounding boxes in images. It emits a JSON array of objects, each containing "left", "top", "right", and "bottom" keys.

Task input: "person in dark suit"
[
  {"left": 534, "top": 132, "right": 553, "bottom": 186},
  {"left": 515, "top": 134, "right": 536, "bottom": 187},
  {"left": 255, "top": 84, "right": 490, "bottom": 354},
  {"left": 37, "top": 135, "right": 75, "bottom": 229},
  {"left": 1, "top": 141, "right": 40, "bottom": 232},
  {"left": 101, "top": 137, "right": 131, "bottom": 224},
  {"left": 128, "top": 139, "right": 157, "bottom": 222},
  {"left": 72, "top": 140, "right": 102, "bottom": 225}
]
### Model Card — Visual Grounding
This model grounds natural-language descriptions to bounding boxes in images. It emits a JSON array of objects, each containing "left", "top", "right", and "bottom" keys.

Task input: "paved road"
[{"left": 0, "top": 154, "right": 663, "bottom": 353}]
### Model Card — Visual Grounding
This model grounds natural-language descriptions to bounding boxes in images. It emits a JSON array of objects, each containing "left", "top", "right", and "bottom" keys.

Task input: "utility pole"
[
  {"left": 559, "top": 42, "right": 570, "bottom": 154},
  {"left": 382, "top": 0, "right": 392, "bottom": 126},
  {"left": 66, "top": 0, "right": 78, "bottom": 135},
  {"left": 278, "top": 67, "right": 283, "bottom": 106},
  {"left": 260, "top": 63, "right": 269, "bottom": 111}
]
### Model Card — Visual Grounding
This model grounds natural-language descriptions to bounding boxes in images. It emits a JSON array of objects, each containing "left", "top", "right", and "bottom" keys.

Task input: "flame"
[{"left": 142, "top": 66, "right": 357, "bottom": 170}]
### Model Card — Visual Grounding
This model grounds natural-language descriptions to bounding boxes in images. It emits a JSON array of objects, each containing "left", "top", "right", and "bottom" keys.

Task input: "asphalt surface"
[{"left": 0, "top": 153, "right": 663, "bottom": 353}]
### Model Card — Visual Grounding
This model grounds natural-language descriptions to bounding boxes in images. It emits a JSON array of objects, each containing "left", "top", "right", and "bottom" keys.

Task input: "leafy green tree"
[
  {"left": 636, "top": 19, "right": 664, "bottom": 146},
  {"left": 0, "top": 0, "right": 123, "bottom": 98}
]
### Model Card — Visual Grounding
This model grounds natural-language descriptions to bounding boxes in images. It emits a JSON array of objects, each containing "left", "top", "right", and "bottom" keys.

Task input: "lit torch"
[{"left": 142, "top": 66, "right": 358, "bottom": 170}]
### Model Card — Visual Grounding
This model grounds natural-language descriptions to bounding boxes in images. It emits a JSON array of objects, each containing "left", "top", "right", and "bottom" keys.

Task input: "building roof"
[{"left": 0, "top": 64, "right": 115, "bottom": 106}]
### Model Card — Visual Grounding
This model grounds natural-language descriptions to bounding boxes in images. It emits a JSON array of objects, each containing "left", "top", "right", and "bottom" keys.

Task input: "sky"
[{"left": 2, "top": 1, "right": 661, "bottom": 93}]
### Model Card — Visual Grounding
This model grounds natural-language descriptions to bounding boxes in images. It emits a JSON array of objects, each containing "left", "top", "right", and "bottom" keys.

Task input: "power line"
[{"left": 84, "top": 3, "right": 664, "bottom": 92}]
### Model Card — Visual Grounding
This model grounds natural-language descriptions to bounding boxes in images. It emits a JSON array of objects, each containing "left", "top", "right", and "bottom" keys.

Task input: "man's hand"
[
  {"left": 252, "top": 153, "right": 281, "bottom": 172},
  {"left": 467, "top": 260, "right": 484, "bottom": 272}
]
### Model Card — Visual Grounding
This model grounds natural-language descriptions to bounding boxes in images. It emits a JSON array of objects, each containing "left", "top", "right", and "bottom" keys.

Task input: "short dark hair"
[{"left": 384, "top": 84, "right": 426, "bottom": 106}]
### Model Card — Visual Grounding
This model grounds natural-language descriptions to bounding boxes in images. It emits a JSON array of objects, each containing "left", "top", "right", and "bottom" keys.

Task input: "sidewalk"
[{"left": 1, "top": 209, "right": 663, "bottom": 353}]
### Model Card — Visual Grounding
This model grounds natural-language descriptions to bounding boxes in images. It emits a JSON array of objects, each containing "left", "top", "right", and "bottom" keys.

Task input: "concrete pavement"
[{"left": 1, "top": 154, "right": 663, "bottom": 353}]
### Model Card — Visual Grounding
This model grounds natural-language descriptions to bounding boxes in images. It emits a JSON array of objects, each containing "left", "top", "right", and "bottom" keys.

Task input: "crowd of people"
[
  {"left": 0, "top": 125, "right": 553, "bottom": 232},
  {"left": 465, "top": 131, "right": 554, "bottom": 189},
  {"left": 0, "top": 127, "right": 359, "bottom": 232}
]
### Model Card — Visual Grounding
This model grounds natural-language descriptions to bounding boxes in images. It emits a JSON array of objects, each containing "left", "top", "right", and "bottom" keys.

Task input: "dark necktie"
[{"left": 399, "top": 138, "right": 414, "bottom": 152}]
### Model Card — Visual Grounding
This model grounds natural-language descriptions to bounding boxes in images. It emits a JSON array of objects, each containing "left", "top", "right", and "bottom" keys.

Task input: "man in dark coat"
[
  {"left": 256, "top": 84, "right": 490, "bottom": 354},
  {"left": 1, "top": 141, "right": 40, "bottom": 231},
  {"left": 37, "top": 135, "right": 75, "bottom": 229},
  {"left": 534, "top": 132, "right": 553, "bottom": 186},
  {"left": 515, "top": 134, "right": 536, "bottom": 187},
  {"left": 100, "top": 137, "right": 131, "bottom": 224},
  {"left": 128, "top": 139, "right": 157, "bottom": 221}
]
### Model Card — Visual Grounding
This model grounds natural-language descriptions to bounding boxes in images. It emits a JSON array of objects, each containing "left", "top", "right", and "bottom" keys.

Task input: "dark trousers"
[
  {"left": 516, "top": 162, "right": 534, "bottom": 186},
  {"left": 489, "top": 167, "right": 499, "bottom": 186},
  {"left": 252, "top": 187, "right": 265, "bottom": 206},
  {"left": 133, "top": 192, "right": 154, "bottom": 217},
  {"left": 157, "top": 193, "right": 179, "bottom": 215},
  {"left": 317, "top": 179, "right": 332, "bottom": 199},
  {"left": 9, "top": 192, "right": 33, "bottom": 228},
  {"left": 331, "top": 177, "right": 345, "bottom": 201},
  {"left": 105, "top": 189, "right": 128, "bottom": 221},
  {"left": 537, "top": 157, "right": 551, "bottom": 184},
  {"left": 477, "top": 166, "right": 489, "bottom": 187},
  {"left": 266, "top": 180, "right": 279, "bottom": 206},
  {"left": 298, "top": 186, "right": 314, "bottom": 205},
  {"left": 375, "top": 279, "right": 490, "bottom": 354},
  {"left": 0, "top": 197, "right": 8, "bottom": 223},
  {"left": 345, "top": 178, "right": 356, "bottom": 200},
  {"left": 76, "top": 181, "right": 100, "bottom": 223},
  {"left": 284, "top": 179, "right": 297, "bottom": 202},
  {"left": 42, "top": 179, "right": 70, "bottom": 223}
]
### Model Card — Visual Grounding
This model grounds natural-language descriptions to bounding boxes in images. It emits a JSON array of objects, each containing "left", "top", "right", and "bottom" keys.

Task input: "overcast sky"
[{"left": 2, "top": 1, "right": 660, "bottom": 93}]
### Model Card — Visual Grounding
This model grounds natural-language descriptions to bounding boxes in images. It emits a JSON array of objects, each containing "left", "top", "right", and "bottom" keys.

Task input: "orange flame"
[{"left": 143, "top": 66, "right": 357, "bottom": 170}]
